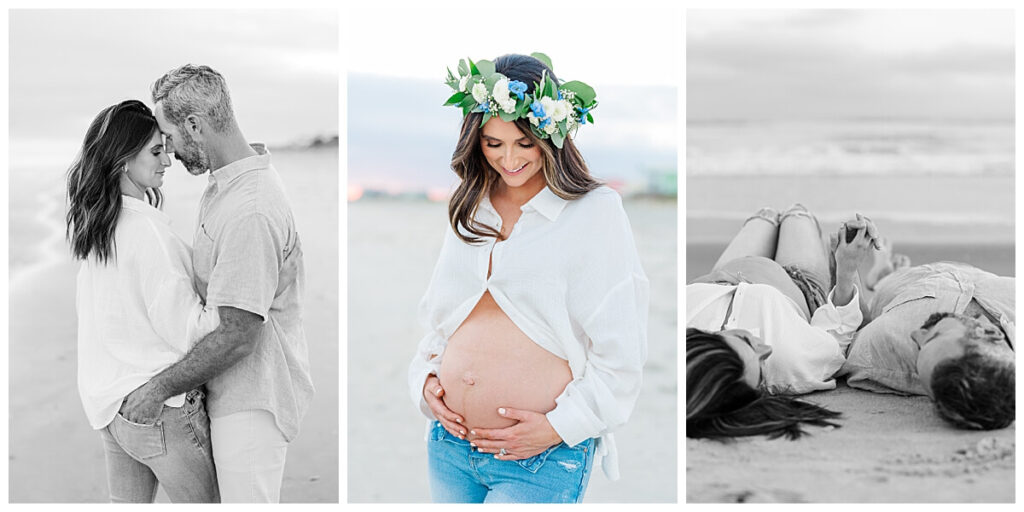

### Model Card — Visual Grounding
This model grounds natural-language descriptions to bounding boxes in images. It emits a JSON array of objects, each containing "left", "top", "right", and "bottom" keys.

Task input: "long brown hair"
[
  {"left": 686, "top": 328, "right": 842, "bottom": 440},
  {"left": 448, "top": 54, "right": 601, "bottom": 244},
  {"left": 66, "top": 100, "right": 163, "bottom": 264}
]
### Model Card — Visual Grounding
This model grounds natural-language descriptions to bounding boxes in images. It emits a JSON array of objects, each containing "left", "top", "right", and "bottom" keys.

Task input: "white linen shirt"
[
  {"left": 408, "top": 185, "right": 649, "bottom": 480},
  {"left": 686, "top": 282, "right": 862, "bottom": 394},
  {"left": 76, "top": 195, "right": 219, "bottom": 429}
]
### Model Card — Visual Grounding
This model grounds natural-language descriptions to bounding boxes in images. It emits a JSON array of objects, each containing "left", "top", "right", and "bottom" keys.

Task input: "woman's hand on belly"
[
  {"left": 422, "top": 374, "right": 467, "bottom": 439},
  {"left": 469, "top": 407, "right": 563, "bottom": 461}
]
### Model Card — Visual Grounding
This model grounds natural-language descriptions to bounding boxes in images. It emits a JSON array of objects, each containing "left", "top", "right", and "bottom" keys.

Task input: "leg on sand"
[{"left": 712, "top": 207, "right": 780, "bottom": 272}]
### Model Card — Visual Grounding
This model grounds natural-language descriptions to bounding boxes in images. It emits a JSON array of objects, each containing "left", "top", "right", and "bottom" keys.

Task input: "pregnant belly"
[{"left": 439, "top": 292, "right": 572, "bottom": 439}]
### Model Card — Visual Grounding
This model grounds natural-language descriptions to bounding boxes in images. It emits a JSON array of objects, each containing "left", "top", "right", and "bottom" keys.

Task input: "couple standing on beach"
[
  {"left": 66, "top": 64, "right": 313, "bottom": 503},
  {"left": 686, "top": 205, "right": 1014, "bottom": 439}
]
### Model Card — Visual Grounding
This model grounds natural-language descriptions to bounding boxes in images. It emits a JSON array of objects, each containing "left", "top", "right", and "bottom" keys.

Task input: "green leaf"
[
  {"left": 484, "top": 73, "right": 501, "bottom": 91},
  {"left": 462, "top": 103, "right": 474, "bottom": 116},
  {"left": 561, "top": 81, "right": 596, "bottom": 105},
  {"left": 545, "top": 76, "right": 558, "bottom": 99},
  {"left": 477, "top": 59, "right": 496, "bottom": 78},
  {"left": 457, "top": 95, "right": 476, "bottom": 109},
  {"left": 551, "top": 130, "right": 564, "bottom": 148},
  {"left": 458, "top": 59, "right": 469, "bottom": 77},
  {"left": 469, "top": 58, "right": 479, "bottom": 75},
  {"left": 587, "top": 112, "right": 594, "bottom": 124},
  {"left": 498, "top": 110, "right": 516, "bottom": 122},
  {"left": 443, "top": 91, "right": 466, "bottom": 106},
  {"left": 531, "top": 52, "right": 553, "bottom": 71},
  {"left": 479, "top": 111, "right": 492, "bottom": 127}
]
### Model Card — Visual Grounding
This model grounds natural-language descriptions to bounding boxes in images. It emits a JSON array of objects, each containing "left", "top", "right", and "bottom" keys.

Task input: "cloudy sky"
[
  {"left": 9, "top": 9, "right": 338, "bottom": 168},
  {"left": 687, "top": 9, "right": 1014, "bottom": 121}
]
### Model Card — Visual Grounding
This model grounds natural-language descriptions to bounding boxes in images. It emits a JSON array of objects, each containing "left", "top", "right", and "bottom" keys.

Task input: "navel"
[{"left": 462, "top": 372, "right": 476, "bottom": 386}]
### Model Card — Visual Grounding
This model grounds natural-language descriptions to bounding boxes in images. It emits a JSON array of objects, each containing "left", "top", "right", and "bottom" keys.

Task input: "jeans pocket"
[
  {"left": 513, "top": 444, "right": 560, "bottom": 474},
  {"left": 113, "top": 414, "right": 167, "bottom": 460}
]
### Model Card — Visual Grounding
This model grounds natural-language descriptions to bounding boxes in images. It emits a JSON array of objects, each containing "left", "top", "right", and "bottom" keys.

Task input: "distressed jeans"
[
  {"left": 99, "top": 389, "right": 219, "bottom": 503},
  {"left": 427, "top": 421, "right": 595, "bottom": 503}
]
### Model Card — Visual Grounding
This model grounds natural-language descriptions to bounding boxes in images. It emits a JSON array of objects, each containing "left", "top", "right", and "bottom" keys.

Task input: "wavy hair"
[
  {"left": 686, "top": 328, "right": 842, "bottom": 440},
  {"left": 448, "top": 53, "right": 601, "bottom": 244},
  {"left": 66, "top": 100, "right": 162, "bottom": 264}
]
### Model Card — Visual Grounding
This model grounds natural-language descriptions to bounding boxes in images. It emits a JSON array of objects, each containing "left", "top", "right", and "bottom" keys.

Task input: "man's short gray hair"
[{"left": 151, "top": 64, "right": 235, "bottom": 132}]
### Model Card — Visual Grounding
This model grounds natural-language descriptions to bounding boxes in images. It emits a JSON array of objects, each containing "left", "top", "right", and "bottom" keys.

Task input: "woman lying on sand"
[{"left": 686, "top": 205, "right": 877, "bottom": 440}]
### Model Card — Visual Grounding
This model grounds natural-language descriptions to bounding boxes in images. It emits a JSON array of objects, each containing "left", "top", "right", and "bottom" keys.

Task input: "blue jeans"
[
  {"left": 99, "top": 389, "right": 219, "bottom": 503},
  {"left": 427, "top": 421, "right": 595, "bottom": 503}
]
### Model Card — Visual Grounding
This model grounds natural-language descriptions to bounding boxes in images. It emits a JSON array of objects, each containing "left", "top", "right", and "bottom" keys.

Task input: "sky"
[
  {"left": 9, "top": 9, "right": 338, "bottom": 168},
  {"left": 687, "top": 9, "right": 1015, "bottom": 121}
]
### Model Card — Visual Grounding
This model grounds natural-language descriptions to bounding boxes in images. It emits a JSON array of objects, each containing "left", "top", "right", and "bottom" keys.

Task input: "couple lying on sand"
[{"left": 686, "top": 204, "right": 1014, "bottom": 439}]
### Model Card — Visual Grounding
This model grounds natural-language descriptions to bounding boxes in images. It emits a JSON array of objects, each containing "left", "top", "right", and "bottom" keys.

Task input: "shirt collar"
[
  {"left": 121, "top": 194, "right": 169, "bottom": 224},
  {"left": 520, "top": 186, "right": 568, "bottom": 221},
  {"left": 209, "top": 143, "right": 271, "bottom": 187}
]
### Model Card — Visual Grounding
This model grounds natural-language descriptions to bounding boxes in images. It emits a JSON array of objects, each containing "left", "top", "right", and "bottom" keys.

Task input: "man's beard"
[{"left": 175, "top": 131, "right": 211, "bottom": 175}]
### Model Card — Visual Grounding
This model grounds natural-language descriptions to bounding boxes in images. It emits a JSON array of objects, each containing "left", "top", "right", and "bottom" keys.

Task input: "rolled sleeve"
[
  {"left": 206, "top": 213, "right": 282, "bottom": 320},
  {"left": 810, "top": 285, "right": 863, "bottom": 354},
  {"left": 408, "top": 331, "right": 446, "bottom": 420},
  {"left": 547, "top": 274, "right": 649, "bottom": 446}
]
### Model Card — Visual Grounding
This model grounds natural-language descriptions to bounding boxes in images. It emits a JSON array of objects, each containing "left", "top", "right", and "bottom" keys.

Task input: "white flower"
[
  {"left": 492, "top": 77, "right": 516, "bottom": 114},
  {"left": 551, "top": 100, "right": 571, "bottom": 123},
  {"left": 459, "top": 75, "right": 469, "bottom": 92},
  {"left": 527, "top": 113, "right": 540, "bottom": 126},
  {"left": 471, "top": 82, "right": 488, "bottom": 104},
  {"left": 544, "top": 121, "right": 558, "bottom": 135}
]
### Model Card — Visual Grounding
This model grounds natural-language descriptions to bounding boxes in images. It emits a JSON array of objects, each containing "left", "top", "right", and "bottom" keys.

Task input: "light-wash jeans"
[
  {"left": 99, "top": 389, "right": 218, "bottom": 503},
  {"left": 427, "top": 421, "right": 595, "bottom": 503}
]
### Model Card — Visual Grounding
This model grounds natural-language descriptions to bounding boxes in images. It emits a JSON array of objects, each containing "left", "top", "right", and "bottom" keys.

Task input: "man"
[
  {"left": 839, "top": 251, "right": 1014, "bottom": 430},
  {"left": 119, "top": 64, "right": 314, "bottom": 502}
]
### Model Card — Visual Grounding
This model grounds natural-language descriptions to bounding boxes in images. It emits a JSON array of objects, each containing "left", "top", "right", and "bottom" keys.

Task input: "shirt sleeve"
[
  {"left": 809, "top": 285, "right": 863, "bottom": 355},
  {"left": 546, "top": 191, "right": 650, "bottom": 446},
  {"left": 137, "top": 224, "right": 220, "bottom": 351},
  {"left": 205, "top": 213, "right": 283, "bottom": 320},
  {"left": 407, "top": 330, "right": 446, "bottom": 419},
  {"left": 547, "top": 274, "right": 650, "bottom": 447}
]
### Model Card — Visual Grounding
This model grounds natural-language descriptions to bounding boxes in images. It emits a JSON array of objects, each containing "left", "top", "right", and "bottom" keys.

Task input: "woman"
[
  {"left": 408, "top": 53, "right": 649, "bottom": 503},
  {"left": 686, "top": 205, "right": 875, "bottom": 440},
  {"left": 66, "top": 100, "right": 220, "bottom": 502}
]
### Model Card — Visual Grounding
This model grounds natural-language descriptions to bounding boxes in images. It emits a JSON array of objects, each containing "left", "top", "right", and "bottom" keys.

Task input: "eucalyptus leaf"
[
  {"left": 531, "top": 52, "right": 554, "bottom": 71},
  {"left": 457, "top": 96, "right": 476, "bottom": 109},
  {"left": 561, "top": 81, "right": 596, "bottom": 105},
  {"left": 458, "top": 59, "right": 469, "bottom": 77},
  {"left": 551, "top": 130, "right": 564, "bottom": 149},
  {"left": 485, "top": 74, "right": 501, "bottom": 91},
  {"left": 498, "top": 110, "right": 516, "bottom": 122},
  {"left": 480, "top": 111, "right": 492, "bottom": 127},
  {"left": 477, "top": 59, "right": 496, "bottom": 78}
]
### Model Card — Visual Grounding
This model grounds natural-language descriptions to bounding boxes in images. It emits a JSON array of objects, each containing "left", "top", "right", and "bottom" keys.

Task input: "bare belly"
[{"left": 439, "top": 291, "right": 572, "bottom": 440}]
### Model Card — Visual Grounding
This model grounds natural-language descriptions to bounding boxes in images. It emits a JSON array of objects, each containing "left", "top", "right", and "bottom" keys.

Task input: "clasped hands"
[
  {"left": 422, "top": 375, "right": 562, "bottom": 460},
  {"left": 831, "top": 213, "right": 879, "bottom": 274}
]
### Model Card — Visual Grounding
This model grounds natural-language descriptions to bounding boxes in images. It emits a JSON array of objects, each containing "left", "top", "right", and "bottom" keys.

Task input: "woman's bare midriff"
[{"left": 439, "top": 291, "right": 572, "bottom": 440}]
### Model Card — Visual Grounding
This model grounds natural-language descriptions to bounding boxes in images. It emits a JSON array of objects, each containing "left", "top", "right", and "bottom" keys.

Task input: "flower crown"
[{"left": 443, "top": 52, "right": 597, "bottom": 149}]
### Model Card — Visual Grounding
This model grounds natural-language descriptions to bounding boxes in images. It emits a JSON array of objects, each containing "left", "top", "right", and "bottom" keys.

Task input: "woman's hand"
[
  {"left": 468, "top": 407, "right": 562, "bottom": 460},
  {"left": 835, "top": 214, "right": 877, "bottom": 275},
  {"left": 422, "top": 375, "right": 467, "bottom": 439}
]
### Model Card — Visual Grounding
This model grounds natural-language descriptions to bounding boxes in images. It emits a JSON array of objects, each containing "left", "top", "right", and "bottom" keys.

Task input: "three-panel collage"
[{"left": 2, "top": 3, "right": 1016, "bottom": 505}]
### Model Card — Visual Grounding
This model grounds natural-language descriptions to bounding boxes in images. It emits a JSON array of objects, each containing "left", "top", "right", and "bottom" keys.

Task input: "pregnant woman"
[
  {"left": 66, "top": 100, "right": 220, "bottom": 502},
  {"left": 408, "top": 53, "right": 649, "bottom": 503}
]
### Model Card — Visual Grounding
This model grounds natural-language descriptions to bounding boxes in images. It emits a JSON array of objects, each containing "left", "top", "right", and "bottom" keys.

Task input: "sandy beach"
[
  {"left": 685, "top": 174, "right": 1015, "bottom": 503},
  {"left": 347, "top": 197, "right": 677, "bottom": 503},
  {"left": 7, "top": 147, "right": 338, "bottom": 503}
]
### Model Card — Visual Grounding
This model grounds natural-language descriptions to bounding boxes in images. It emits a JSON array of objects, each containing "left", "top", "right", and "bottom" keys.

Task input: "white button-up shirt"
[
  {"left": 76, "top": 195, "right": 219, "bottom": 429},
  {"left": 408, "top": 186, "right": 649, "bottom": 480},
  {"left": 687, "top": 282, "right": 862, "bottom": 394}
]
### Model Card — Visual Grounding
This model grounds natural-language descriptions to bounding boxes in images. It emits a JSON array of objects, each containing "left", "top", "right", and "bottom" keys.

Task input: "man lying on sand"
[{"left": 837, "top": 235, "right": 1015, "bottom": 430}]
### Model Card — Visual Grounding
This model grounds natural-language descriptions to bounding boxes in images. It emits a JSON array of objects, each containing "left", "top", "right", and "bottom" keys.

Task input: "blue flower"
[
  {"left": 557, "top": 89, "right": 563, "bottom": 100},
  {"left": 530, "top": 100, "right": 546, "bottom": 119},
  {"left": 538, "top": 117, "right": 550, "bottom": 129},
  {"left": 509, "top": 80, "right": 528, "bottom": 100},
  {"left": 576, "top": 106, "right": 591, "bottom": 125},
  {"left": 474, "top": 102, "right": 490, "bottom": 113}
]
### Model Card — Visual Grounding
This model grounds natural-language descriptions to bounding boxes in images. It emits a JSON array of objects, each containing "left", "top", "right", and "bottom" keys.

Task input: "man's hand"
[
  {"left": 119, "top": 381, "right": 169, "bottom": 425},
  {"left": 422, "top": 375, "right": 466, "bottom": 439},
  {"left": 468, "top": 407, "right": 562, "bottom": 460},
  {"left": 835, "top": 215, "right": 877, "bottom": 275}
]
